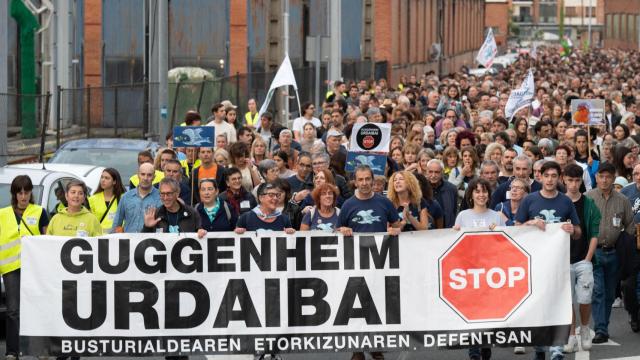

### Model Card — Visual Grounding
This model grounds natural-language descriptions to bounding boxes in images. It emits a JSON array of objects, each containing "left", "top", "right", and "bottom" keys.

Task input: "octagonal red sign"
[{"left": 439, "top": 231, "right": 531, "bottom": 322}]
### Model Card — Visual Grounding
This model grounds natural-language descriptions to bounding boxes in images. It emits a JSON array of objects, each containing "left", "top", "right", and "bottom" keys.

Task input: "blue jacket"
[{"left": 433, "top": 180, "right": 458, "bottom": 228}]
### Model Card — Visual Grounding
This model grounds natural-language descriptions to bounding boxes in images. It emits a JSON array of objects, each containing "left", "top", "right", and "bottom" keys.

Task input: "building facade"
[{"left": 603, "top": 0, "right": 640, "bottom": 50}]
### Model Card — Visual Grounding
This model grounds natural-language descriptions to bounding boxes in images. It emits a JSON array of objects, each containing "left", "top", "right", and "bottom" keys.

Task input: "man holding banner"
[
  {"left": 339, "top": 165, "right": 400, "bottom": 360},
  {"left": 515, "top": 161, "right": 580, "bottom": 360}
]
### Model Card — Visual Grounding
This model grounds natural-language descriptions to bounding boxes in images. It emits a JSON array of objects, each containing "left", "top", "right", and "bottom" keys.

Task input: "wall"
[
  {"left": 603, "top": 0, "right": 640, "bottom": 49},
  {"left": 485, "top": 0, "right": 509, "bottom": 47},
  {"left": 374, "top": 0, "right": 485, "bottom": 84}
]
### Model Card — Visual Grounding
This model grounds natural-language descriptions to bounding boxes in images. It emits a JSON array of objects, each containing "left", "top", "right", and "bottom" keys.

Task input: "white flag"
[
  {"left": 476, "top": 28, "right": 497, "bottom": 68},
  {"left": 505, "top": 69, "right": 535, "bottom": 120},
  {"left": 530, "top": 43, "right": 537, "bottom": 60},
  {"left": 257, "top": 54, "right": 299, "bottom": 128}
]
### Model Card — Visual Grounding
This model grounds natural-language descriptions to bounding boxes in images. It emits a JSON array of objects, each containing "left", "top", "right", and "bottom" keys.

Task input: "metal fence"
[{"left": 4, "top": 60, "right": 383, "bottom": 143}]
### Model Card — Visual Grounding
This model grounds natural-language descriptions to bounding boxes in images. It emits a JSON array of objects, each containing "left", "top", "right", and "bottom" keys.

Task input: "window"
[
  {"left": 613, "top": 14, "right": 620, "bottom": 39},
  {"left": 565, "top": 7, "right": 577, "bottom": 18},
  {"left": 539, "top": 3, "right": 557, "bottom": 23},
  {"left": 606, "top": 14, "right": 613, "bottom": 39},
  {"left": 47, "top": 178, "right": 74, "bottom": 215}
]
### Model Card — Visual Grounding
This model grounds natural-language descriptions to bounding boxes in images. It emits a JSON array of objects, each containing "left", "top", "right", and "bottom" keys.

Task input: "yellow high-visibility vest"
[
  {"left": 244, "top": 112, "right": 259, "bottom": 127},
  {"left": 129, "top": 170, "right": 165, "bottom": 187},
  {"left": 88, "top": 192, "right": 119, "bottom": 231},
  {"left": 0, "top": 204, "right": 44, "bottom": 274}
]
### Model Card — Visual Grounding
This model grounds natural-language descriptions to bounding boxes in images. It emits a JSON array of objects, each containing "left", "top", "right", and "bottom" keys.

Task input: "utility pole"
[
  {"left": 158, "top": 0, "right": 168, "bottom": 145},
  {"left": 328, "top": 0, "right": 341, "bottom": 89},
  {"left": 0, "top": 0, "right": 8, "bottom": 165},
  {"left": 437, "top": 0, "right": 444, "bottom": 77},
  {"left": 587, "top": 0, "right": 592, "bottom": 48},
  {"left": 283, "top": 0, "right": 289, "bottom": 126}
]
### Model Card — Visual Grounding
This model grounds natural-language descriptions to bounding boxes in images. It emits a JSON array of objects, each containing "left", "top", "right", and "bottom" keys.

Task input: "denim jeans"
[
  {"left": 3, "top": 270, "right": 20, "bottom": 356},
  {"left": 533, "top": 346, "right": 563, "bottom": 359},
  {"left": 468, "top": 346, "right": 491, "bottom": 359},
  {"left": 592, "top": 248, "right": 619, "bottom": 336}
]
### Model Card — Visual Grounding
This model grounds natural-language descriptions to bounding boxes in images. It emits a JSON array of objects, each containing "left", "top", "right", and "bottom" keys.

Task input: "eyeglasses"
[
  {"left": 510, "top": 186, "right": 525, "bottom": 191},
  {"left": 262, "top": 192, "right": 282, "bottom": 198},
  {"left": 312, "top": 161, "right": 328, "bottom": 166},
  {"left": 160, "top": 191, "right": 177, "bottom": 197}
]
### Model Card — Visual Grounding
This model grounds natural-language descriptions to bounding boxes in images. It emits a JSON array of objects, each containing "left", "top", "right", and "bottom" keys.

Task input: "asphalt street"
[{"left": 6, "top": 308, "right": 639, "bottom": 360}]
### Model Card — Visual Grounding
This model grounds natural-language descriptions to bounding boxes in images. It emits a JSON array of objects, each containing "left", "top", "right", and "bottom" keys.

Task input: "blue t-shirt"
[
  {"left": 515, "top": 191, "right": 580, "bottom": 225},
  {"left": 338, "top": 193, "right": 400, "bottom": 232},
  {"left": 621, "top": 184, "right": 640, "bottom": 223},
  {"left": 286, "top": 174, "right": 311, "bottom": 193},
  {"left": 301, "top": 208, "right": 340, "bottom": 231},
  {"left": 236, "top": 211, "right": 292, "bottom": 231},
  {"left": 397, "top": 198, "right": 429, "bottom": 232}
]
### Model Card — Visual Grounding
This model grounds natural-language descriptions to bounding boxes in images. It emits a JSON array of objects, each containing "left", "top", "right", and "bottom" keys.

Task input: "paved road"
[{"left": 6, "top": 308, "right": 640, "bottom": 359}]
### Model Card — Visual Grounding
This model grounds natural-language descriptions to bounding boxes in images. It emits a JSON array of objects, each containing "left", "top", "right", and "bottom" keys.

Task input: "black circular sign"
[{"left": 356, "top": 123, "right": 382, "bottom": 151}]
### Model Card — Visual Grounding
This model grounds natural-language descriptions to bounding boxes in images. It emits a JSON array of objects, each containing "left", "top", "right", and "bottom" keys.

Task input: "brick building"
[
  {"left": 603, "top": 0, "right": 640, "bottom": 49},
  {"left": 485, "top": 0, "right": 510, "bottom": 47},
  {"left": 83, "top": 0, "right": 485, "bottom": 88}
]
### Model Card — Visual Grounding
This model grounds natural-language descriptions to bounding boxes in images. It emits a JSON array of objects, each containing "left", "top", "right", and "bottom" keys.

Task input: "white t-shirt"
[
  {"left": 292, "top": 116, "right": 321, "bottom": 135},
  {"left": 207, "top": 120, "right": 237, "bottom": 143},
  {"left": 455, "top": 209, "right": 506, "bottom": 228}
]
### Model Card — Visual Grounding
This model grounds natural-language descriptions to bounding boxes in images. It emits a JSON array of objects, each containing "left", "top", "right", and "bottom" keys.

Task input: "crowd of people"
[{"left": 2, "top": 46, "right": 640, "bottom": 360}]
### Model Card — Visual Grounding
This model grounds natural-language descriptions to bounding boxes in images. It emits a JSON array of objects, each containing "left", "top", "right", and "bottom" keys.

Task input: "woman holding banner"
[
  {"left": 0, "top": 176, "right": 50, "bottom": 360},
  {"left": 196, "top": 178, "right": 237, "bottom": 232},
  {"left": 454, "top": 178, "right": 505, "bottom": 360},
  {"left": 299, "top": 183, "right": 340, "bottom": 232}
]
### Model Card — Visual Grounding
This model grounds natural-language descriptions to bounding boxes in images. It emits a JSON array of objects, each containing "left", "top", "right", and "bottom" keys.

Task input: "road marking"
[
  {"left": 587, "top": 328, "right": 620, "bottom": 346},
  {"left": 600, "top": 357, "right": 640, "bottom": 360}
]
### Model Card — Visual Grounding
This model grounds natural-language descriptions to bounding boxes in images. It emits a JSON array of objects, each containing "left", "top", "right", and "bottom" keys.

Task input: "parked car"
[
  {"left": 6, "top": 163, "right": 104, "bottom": 197},
  {"left": 48, "top": 138, "right": 160, "bottom": 184},
  {"left": 0, "top": 166, "right": 100, "bottom": 216},
  {"left": 0, "top": 165, "right": 104, "bottom": 336}
]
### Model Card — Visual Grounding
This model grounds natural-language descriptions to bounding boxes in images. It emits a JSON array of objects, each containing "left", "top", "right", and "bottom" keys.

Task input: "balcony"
[{"left": 513, "top": 15, "right": 534, "bottom": 23}]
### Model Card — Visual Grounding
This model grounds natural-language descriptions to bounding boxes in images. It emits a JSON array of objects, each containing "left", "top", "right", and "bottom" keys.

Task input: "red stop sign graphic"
[{"left": 439, "top": 232, "right": 531, "bottom": 322}]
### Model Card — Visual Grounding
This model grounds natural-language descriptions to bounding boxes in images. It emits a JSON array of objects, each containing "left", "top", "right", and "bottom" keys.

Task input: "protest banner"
[
  {"left": 345, "top": 152, "right": 387, "bottom": 175},
  {"left": 476, "top": 28, "right": 497, "bottom": 68},
  {"left": 173, "top": 126, "right": 215, "bottom": 147},
  {"left": 21, "top": 225, "right": 571, "bottom": 357},
  {"left": 505, "top": 70, "right": 535, "bottom": 120},
  {"left": 570, "top": 99, "right": 605, "bottom": 126},
  {"left": 349, "top": 123, "right": 392, "bottom": 153}
]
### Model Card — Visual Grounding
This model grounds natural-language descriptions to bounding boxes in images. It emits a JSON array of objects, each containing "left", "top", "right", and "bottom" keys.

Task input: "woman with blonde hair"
[
  {"left": 402, "top": 142, "right": 421, "bottom": 172},
  {"left": 442, "top": 146, "right": 460, "bottom": 178},
  {"left": 387, "top": 171, "right": 429, "bottom": 231},
  {"left": 214, "top": 148, "right": 230, "bottom": 167},
  {"left": 484, "top": 142, "right": 505, "bottom": 165},
  {"left": 417, "top": 148, "right": 435, "bottom": 179},
  {"left": 250, "top": 136, "right": 269, "bottom": 165}
]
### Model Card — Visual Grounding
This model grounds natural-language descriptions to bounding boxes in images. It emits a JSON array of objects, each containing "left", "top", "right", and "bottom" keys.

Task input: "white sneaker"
[
  {"left": 612, "top": 297, "right": 623, "bottom": 308},
  {"left": 514, "top": 346, "right": 526, "bottom": 354},
  {"left": 580, "top": 325, "right": 593, "bottom": 350},
  {"left": 563, "top": 335, "right": 578, "bottom": 353}
]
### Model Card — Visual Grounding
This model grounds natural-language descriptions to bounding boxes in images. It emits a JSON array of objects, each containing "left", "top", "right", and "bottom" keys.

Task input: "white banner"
[
  {"left": 476, "top": 28, "right": 497, "bottom": 68},
  {"left": 21, "top": 225, "right": 571, "bottom": 356},
  {"left": 505, "top": 69, "right": 535, "bottom": 120}
]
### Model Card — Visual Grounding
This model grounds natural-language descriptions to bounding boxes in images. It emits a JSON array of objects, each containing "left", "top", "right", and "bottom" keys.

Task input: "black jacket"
[
  {"left": 195, "top": 201, "right": 237, "bottom": 232},
  {"left": 142, "top": 203, "right": 201, "bottom": 233},
  {"left": 189, "top": 165, "right": 227, "bottom": 204}
]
